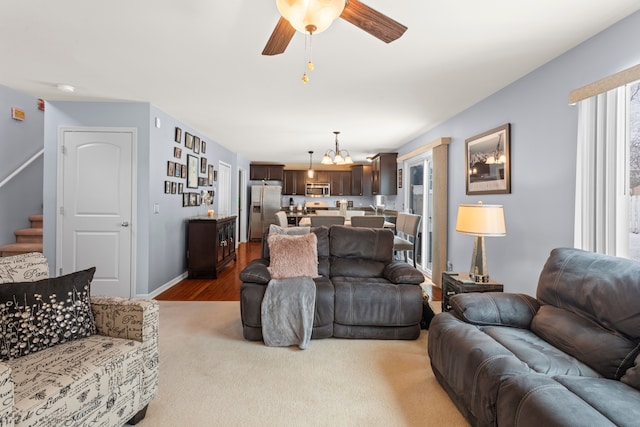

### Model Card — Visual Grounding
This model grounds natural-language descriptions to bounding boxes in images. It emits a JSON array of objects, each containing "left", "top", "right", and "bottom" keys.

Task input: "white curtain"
[{"left": 574, "top": 86, "right": 628, "bottom": 256}]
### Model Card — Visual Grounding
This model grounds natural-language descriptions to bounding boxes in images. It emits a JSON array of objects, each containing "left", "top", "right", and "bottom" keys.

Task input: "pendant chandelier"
[
  {"left": 308, "top": 150, "right": 315, "bottom": 178},
  {"left": 321, "top": 131, "right": 353, "bottom": 165}
]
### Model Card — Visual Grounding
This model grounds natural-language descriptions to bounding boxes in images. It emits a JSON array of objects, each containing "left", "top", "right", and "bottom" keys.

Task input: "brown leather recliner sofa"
[
  {"left": 240, "top": 225, "right": 425, "bottom": 341},
  {"left": 428, "top": 247, "right": 640, "bottom": 427}
]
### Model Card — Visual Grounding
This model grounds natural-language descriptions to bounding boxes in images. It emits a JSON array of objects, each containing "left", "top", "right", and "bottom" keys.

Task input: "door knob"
[{"left": 121, "top": 221, "right": 129, "bottom": 227}]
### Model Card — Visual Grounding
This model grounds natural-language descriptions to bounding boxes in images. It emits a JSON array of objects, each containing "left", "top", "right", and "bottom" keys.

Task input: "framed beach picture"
[{"left": 465, "top": 123, "right": 511, "bottom": 195}]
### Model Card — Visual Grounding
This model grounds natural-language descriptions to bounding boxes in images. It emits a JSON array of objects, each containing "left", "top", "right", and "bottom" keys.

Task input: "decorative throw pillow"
[
  {"left": 0, "top": 252, "right": 49, "bottom": 284},
  {"left": 267, "top": 233, "right": 319, "bottom": 279},
  {"left": 0, "top": 267, "right": 97, "bottom": 360}
]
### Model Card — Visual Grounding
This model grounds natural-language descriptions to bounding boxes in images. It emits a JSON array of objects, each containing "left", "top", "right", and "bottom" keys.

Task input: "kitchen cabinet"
[
  {"left": 330, "top": 171, "right": 352, "bottom": 196},
  {"left": 351, "top": 165, "right": 372, "bottom": 196},
  {"left": 308, "top": 170, "right": 329, "bottom": 184},
  {"left": 250, "top": 164, "right": 284, "bottom": 181},
  {"left": 187, "top": 215, "right": 237, "bottom": 279},
  {"left": 283, "top": 170, "right": 306, "bottom": 195},
  {"left": 371, "top": 153, "right": 398, "bottom": 196}
]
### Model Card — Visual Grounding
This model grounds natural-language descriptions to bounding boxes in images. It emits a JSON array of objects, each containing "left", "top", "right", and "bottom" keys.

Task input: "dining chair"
[
  {"left": 393, "top": 213, "right": 421, "bottom": 267},
  {"left": 350, "top": 215, "right": 385, "bottom": 228},
  {"left": 274, "top": 211, "right": 290, "bottom": 228},
  {"left": 310, "top": 215, "right": 345, "bottom": 226}
]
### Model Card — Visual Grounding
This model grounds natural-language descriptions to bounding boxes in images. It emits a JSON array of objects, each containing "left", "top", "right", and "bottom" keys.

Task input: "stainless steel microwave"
[{"left": 306, "top": 182, "right": 330, "bottom": 197}]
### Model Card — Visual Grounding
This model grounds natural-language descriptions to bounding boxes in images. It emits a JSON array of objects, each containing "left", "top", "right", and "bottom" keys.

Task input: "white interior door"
[{"left": 57, "top": 128, "right": 135, "bottom": 297}]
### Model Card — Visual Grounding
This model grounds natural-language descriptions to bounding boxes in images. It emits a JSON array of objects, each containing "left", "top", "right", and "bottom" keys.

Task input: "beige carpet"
[{"left": 138, "top": 301, "right": 468, "bottom": 427}]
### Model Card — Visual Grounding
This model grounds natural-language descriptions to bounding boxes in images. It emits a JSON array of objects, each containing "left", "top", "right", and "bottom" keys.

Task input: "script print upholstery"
[
  {"left": 0, "top": 253, "right": 48, "bottom": 284},
  {"left": 0, "top": 296, "right": 158, "bottom": 426}
]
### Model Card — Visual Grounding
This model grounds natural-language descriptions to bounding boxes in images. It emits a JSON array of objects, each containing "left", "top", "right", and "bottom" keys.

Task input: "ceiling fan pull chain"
[{"left": 302, "top": 26, "right": 315, "bottom": 84}]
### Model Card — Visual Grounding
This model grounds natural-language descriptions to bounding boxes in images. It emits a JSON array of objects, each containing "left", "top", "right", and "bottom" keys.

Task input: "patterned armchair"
[{"left": 0, "top": 253, "right": 159, "bottom": 427}]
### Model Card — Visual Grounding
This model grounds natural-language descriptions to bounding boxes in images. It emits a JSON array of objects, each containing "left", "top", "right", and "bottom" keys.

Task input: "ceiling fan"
[{"left": 262, "top": 0, "right": 408, "bottom": 56}]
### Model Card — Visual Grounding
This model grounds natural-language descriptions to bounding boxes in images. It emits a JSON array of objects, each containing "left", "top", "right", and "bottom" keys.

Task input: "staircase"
[{"left": 0, "top": 214, "right": 43, "bottom": 257}]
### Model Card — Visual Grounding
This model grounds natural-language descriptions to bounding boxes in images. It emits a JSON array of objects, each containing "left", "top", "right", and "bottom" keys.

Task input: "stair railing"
[{"left": 0, "top": 148, "right": 44, "bottom": 190}]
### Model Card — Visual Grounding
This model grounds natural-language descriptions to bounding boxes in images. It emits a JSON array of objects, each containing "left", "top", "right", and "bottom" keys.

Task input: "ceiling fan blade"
[
  {"left": 262, "top": 17, "right": 296, "bottom": 56},
  {"left": 341, "top": 0, "right": 407, "bottom": 43}
]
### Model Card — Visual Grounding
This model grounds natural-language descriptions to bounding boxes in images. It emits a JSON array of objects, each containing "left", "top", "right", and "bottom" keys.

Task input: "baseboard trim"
[{"left": 138, "top": 271, "right": 188, "bottom": 299}]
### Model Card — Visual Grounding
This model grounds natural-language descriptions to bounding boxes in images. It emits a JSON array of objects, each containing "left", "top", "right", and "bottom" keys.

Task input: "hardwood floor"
[
  {"left": 155, "top": 241, "right": 261, "bottom": 301},
  {"left": 155, "top": 240, "right": 441, "bottom": 302}
]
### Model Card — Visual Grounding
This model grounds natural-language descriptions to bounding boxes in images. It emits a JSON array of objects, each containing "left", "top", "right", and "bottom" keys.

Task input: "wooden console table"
[{"left": 187, "top": 215, "right": 237, "bottom": 279}]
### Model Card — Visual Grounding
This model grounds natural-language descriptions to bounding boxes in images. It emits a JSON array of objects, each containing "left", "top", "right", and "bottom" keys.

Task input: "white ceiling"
[{"left": 1, "top": 1, "right": 639, "bottom": 168}]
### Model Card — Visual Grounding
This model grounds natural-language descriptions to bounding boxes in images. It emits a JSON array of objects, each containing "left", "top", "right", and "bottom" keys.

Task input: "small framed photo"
[
  {"left": 189, "top": 193, "right": 198, "bottom": 206},
  {"left": 181, "top": 164, "right": 187, "bottom": 179},
  {"left": 164, "top": 181, "right": 171, "bottom": 194},
  {"left": 194, "top": 136, "right": 200, "bottom": 154},
  {"left": 185, "top": 132, "right": 194, "bottom": 149},
  {"left": 214, "top": 170, "right": 218, "bottom": 182},
  {"left": 171, "top": 182, "right": 177, "bottom": 194},
  {"left": 175, "top": 163, "right": 182, "bottom": 177},
  {"left": 201, "top": 141, "right": 206, "bottom": 154},
  {"left": 167, "top": 161, "right": 175, "bottom": 177},
  {"left": 200, "top": 157, "right": 207, "bottom": 174},
  {"left": 183, "top": 193, "right": 189, "bottom": 207},
  {"left": 178, "top": 183, "right": 183, "bottom": 194},
  {"left": 398, "top": 168, "right": 403, "bottom": 189},
  {"left": 208, "top": 165, "right": 214, "bottom": 185},
  {"left": 187, "top": 154, "right": 198, "bottom": 188},
  {"left": 174, "top": 147, "right": 182, "bottom": 158},
  {"left": 465, "top": 123, "right": 511, "bottom": 195},
  {"left": 175, "top": 127, "right": 182, "bottom": 143}
]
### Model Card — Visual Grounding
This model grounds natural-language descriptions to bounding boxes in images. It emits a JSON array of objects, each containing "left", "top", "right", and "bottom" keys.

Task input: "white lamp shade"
[
  {"left": 276, "top": 0, "right": 345, "bottom": 34},
  {"left": 456, "top": 203, "right": 506, "bottom": 236}
]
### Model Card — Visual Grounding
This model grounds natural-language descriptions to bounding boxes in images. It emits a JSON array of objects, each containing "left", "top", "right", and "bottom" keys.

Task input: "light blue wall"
[
  {"left": 0, "top": 85, "right": 44, "bottom": 245},
  {"left": 43, "top": 101, "right": 239, "bottom": 296},
  {"left": 397, "top": 11, "right": 640, "bottom": 296}
]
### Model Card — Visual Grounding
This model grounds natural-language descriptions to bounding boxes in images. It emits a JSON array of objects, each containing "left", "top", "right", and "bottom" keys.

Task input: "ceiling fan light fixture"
[{"left": 276, "top": 0, "right": 345, "bottom": 35}]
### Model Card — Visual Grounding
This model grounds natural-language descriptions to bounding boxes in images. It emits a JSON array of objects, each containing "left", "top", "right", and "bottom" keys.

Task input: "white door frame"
[
  {"left": 56, "top": 126, "right": 137, "bottom": 297},
  {"left": 238, "top": 167, "right": 248, "bottom": 243}
]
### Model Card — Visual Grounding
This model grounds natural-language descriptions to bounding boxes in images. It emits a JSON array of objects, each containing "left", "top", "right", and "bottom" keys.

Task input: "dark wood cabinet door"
[
  {"left": 351, "top": 165, "right": 372, "bottom": 196},
  {"left": 250, "top": 165, "right": 284, "bottom": 181},
  {"left": 188, "top": 216, "right": 237, "bottom": 279},
  {"left": 283, "top": 170, "right": 306, "bottom": 195},
  {"left": 371, "top": 153, "right": 397, "bottom": 195}
]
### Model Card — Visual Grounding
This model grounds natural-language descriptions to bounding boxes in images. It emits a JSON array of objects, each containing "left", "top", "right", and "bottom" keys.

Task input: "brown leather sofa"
[
  {"left": 428, "top": 247, "right": 640, "bottom": 427},
  {"left": 240, "top": 225, "right": 425, "bottom": 341}
]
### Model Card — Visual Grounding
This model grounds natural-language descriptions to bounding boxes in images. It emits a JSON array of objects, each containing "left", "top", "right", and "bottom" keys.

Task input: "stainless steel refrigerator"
[{"left": 249, "top": 185, "right": 282, "bottom": 240}]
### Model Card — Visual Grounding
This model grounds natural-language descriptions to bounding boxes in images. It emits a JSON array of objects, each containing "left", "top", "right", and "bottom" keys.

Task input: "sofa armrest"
[
  {"left": 0, "top": 363, "right": 13, "bottom": 427},
  {"left": 450, "top": 292, "right": 540, "bottom": 329},
  {"left": 91, "top": 296, "right": 159, "bottom": 406},
  {"left": 239, "top": 258, "right": 271, "bottom": 284},
  {"left": 383, "top": 261, "right": 425, "bottom": 284}
]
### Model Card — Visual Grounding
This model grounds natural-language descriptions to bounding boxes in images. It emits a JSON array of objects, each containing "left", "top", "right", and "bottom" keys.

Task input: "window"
[{"left": 628, "top": 82, "right": 640, "bottom": 260}]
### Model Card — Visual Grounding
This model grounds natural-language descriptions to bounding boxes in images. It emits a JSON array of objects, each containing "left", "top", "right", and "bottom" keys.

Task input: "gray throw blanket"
[{"left": 261, "top": 277, "right": 316, "bottom": 350}]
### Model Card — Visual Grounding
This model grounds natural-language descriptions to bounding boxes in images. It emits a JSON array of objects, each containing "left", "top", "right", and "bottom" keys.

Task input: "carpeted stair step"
[
  {"left": 29, "top": 214, "right": 43, "bottom": 229},
  {"left": 15, "top": 227, "right": 43, "bottom": 243},
  {"left": 0, "top": 242, "right": 43, "bottom": 257}
]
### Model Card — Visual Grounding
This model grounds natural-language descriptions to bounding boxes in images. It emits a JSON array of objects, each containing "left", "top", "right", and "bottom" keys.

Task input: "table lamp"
[{"left": 456, "top": 201, "right": 506, "bottom": 283}]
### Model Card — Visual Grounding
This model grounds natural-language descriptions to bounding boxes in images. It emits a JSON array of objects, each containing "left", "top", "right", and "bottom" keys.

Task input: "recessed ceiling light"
[{"left": 56, "top": 84, "right": 75, "bottom": 93}]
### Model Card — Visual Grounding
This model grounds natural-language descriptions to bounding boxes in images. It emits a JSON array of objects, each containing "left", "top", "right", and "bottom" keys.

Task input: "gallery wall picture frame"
[
  {"left": 171, "top": 182, "right": 177, "bottom": 194},
  {"left": 167, "top": 161, "right": 175, "bottom": 177},
  {"left": 201, "top": 141, "right": 206, "bottom": 154},
  {"left": 200, "top": 157, "right": 207, "bottom": 174},
  {"left": 213, "top": 170, "right": 218, "bottom": 181},
  {"left": 208, "top": 165, "right": 214, "bottom": 185},
  {"left": 178, "top": 183, "right": 183, "bottom": 194},
  {"left": 174, "top": 147, "right": 182, "bottom": 158},
  {"left": 185, "top": 132, "right": 194, "bottom": 149},
  {"left": 183, "top": 193, "right": 189, "bottom": 207},
  {"left": 175, "top": 163, "right": 182, "bottom": 177},
  {"left": 164, "top": 181, "right": 171, "bottom": 194},
  {"left": 175, "top": 127, "right": 182, "bottom": 143},
  {"left": 187, "top": 154, "right": 198, "bottom": 188},
  {"left": 181, "top": 164, "right": 187, "bottom": 179},
  {"left": 194, "top": 136, "right": 200, "bottom": 154},
  {"left": 465, "top": 123, "right": 511, "bottom": 195}
]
